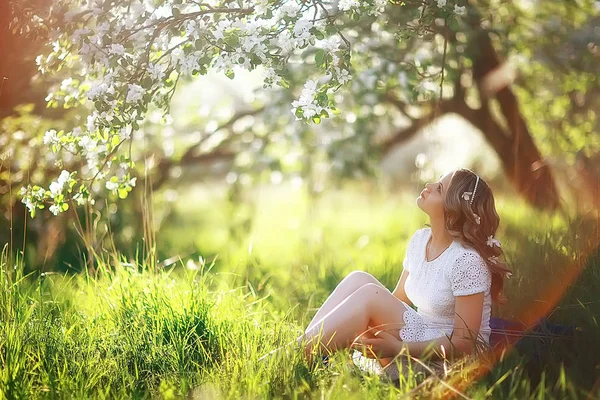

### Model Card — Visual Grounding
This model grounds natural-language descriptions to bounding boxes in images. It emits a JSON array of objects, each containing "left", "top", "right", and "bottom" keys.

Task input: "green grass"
[{"left": 1, "top": 184, "right": 599, "bottom": 399}]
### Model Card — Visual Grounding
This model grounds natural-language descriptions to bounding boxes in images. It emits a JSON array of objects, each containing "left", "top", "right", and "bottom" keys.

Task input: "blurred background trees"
[{"left": 1, "top": 0, "right": 598, "bottom": 272}]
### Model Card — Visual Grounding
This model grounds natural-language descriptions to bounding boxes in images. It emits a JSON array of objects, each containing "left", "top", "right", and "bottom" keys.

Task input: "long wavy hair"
[{"left": 443, "top": 169, "right": 512, "bottom": 305}]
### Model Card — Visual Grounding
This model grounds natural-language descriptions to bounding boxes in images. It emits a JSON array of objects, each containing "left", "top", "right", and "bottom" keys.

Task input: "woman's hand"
[{"left": 351, "top": 329, "right": 404, "bottom": 359}]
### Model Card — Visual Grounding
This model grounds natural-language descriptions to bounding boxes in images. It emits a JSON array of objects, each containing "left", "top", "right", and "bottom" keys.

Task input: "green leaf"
[
  {"left": 172, "top": 7, "right": 181, "bottom": 17},
  {"left": 315, "top": 49, "right": 325, "bottom": 66},
  {"left": 118, "top": 188, "right": 129, "bottom": 199},
  {"left": 448, "top": 16, "right": 459, "bottom": 31},
  {"left": 225, "top": 70, "right": 235, "bottom": 79},
  {"left": 316, "top": 93, "right": 328, "bottom": 104}
]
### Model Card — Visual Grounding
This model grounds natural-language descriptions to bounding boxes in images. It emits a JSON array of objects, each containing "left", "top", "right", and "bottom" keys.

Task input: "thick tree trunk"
[
  {"left": 381, "top": 30, "right": 561, "bottom": 211},
  {"left": 0, "top": 1, "right": 51, "bottom": 117},
  {"left": 470, "top": 30, "right": 561, "bottom": 211}
]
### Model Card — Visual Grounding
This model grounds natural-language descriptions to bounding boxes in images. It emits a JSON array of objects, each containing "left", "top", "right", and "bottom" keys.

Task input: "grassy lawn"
[{"left": 1, "top": 184, "right": 598, "bottom": 399}]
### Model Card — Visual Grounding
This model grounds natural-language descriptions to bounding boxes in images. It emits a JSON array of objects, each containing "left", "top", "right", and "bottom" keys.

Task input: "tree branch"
[
  {"left": 379, "top": 94, "right": 466, "bottom": 154},
  {"left": 150, "top": 105, "right": 265, "bottom": 190}
]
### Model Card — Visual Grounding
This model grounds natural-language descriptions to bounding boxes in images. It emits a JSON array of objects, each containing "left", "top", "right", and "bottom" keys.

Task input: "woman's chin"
[{"left": 416, "top": 197, "right": 424, "bottom": 208}]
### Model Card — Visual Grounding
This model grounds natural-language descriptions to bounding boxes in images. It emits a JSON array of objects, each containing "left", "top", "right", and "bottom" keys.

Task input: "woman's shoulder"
[
  {"left": 405, "top": 227, "right": 429, "bottom": 255},
  {"left": 414, "top": 226, "right": 431, "bottom": 238},
  {"left": 446, "top": 243, "right": 492, "bottom": 293},
  {"left": 449, "top": 241, "right": 487, "bottom": 265},
  {"left": 409, "top": 226, "right": 430, "bottom": 244}
]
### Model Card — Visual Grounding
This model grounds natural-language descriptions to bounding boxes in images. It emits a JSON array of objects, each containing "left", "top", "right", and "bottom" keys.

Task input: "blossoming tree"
[
  {"left": 18, "top": 0, "right": 473, "bottom": 217},
  {"left": 16, "top": 0, "right": 598, "bottom": 217}
]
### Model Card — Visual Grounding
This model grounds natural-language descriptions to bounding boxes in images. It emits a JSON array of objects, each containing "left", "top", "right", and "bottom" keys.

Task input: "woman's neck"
[{"left": 429, "top": 218, "right": 453, "bottom": 249}]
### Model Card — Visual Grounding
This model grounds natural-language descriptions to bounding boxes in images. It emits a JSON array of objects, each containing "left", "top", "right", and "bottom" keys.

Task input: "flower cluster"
[
  {"left": 20, "top": 170, "right": 77, "bottom": 217},
  {"left": 24, "top": 0, "right": 453, "bottom": 216}
]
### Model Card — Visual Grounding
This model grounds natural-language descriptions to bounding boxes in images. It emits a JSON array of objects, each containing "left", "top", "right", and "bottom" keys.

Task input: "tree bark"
[
  {"left": 0, "top": 0, "right": 52, "bottom": 117},
  {"left": 470, "top": 29, "right": 561, "bottom": 211},
  {"left": 381, "top": 29, "right": 561, "bottom": 211}
]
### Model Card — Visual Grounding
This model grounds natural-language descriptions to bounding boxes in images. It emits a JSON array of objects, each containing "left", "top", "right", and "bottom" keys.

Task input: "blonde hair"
[{"left": 444, "top": 169, "right": 512, "bottom": 304}]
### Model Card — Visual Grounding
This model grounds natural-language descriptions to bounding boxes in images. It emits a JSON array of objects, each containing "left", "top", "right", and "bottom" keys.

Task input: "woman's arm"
[
  {"left": 402, "top": 291, "right": 485, "bottom": 359},
  {"left": 392, "top": 269, "right": 413, "bottom": 307}
]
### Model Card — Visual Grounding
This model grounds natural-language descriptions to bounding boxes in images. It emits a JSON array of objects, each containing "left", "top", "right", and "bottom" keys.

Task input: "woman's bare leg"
[
  {"left": 298, "top": 283, "right": 410, "bottom": 361},
  {"left": 305, "top": 271, "right": 386, "bottom": 333}
]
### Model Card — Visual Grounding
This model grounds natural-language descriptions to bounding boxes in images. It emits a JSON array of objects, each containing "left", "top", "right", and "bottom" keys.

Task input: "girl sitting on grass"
[{"left": 297, "top": 168, "right": 512, "bottom": 369}]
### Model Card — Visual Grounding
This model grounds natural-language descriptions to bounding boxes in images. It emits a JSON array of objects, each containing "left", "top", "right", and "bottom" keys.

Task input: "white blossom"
[
  {"left": 291, "top": 79, "right": 326, "bottom": 119},
  {"left": 487, "top": 235, "right": 501, "bottom": 248},
  {"left": 417, "top": 80, "right": 438, "bottom": 94},
  {"left": 105, "top": 180, "right": 119, "bottom": 191},
  {"left": 278, "top": 2, "right": 302, "bottom": 18},
  {"left": 263, "top": 67, "right": 282, "bottom": 87},
  {"left": 43, "top": 129, "right": 59, "bottom": 145},
  {"left": 72, "top": 27, "right": 91, "bottom": 43},
  {"left": 488, "top": 255, "right": 500, "bottom": 264},
  {"left": 108, "top": 43, "right": 125, "bottom": 55},
  {"left": 119, "top": 126, "right": 132, "bottom": 141},
  {"left": 22, "top": 197, "right": 35, "bottom": 212},
  {"left": 178, "top": 53, "right": 200, "bottom": 76},
  {"left": 79, "top": 135, "right": 97, "bottom": 153},
  {"left": 293, "top": 19, "right": 313, "bottom": 41},
  {"left": 49, "top": 204, "right": 61, "bottom": 215},
  {"left": 339, "top": 0, "right": 361, "bottom": 11},
  {"left": 454, "top": 5, "right": 466, "bottom": 15},
  {"left": 57, "top": 170, "right": 70, "bottom": 186},
  {"left": 126, "top": 84, "right": 145, "bottom": 103},
  {"left": 86, "top": 115, "right": 96, "bottom": 133},
  {"left": 319, "top": 35, "right": 342, "bottom": 53},
  {"left": 371, "top": 0, "right": 387, "bottom": 15},
  {"left": 72, "top": 193, "right": 86, "bottom": 206},
  {"left": 213, "top": 20, "right": 231, "bottom": 41},
  {"left": 254, "top": 0, "right": 270, "bottom": 15},
  {"left": 336, "top": 68, "right": 351, "bottom": 85},
  {"left": 437, "top": 0, "right": 447, "bottom": 7},
  {"left": 185, "top": 20, "right": 207, "bottom": 41},
  {"left": 49, "top": 170, "right": 71, "bottom": 198},
  {"left": 87, "top": 82, "right": 109, "bottom": 100}
]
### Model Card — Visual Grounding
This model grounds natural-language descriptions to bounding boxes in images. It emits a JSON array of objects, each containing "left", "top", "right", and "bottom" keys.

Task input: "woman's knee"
[{"left": 342, "top": 271, "right": 380, "bottom": 289}]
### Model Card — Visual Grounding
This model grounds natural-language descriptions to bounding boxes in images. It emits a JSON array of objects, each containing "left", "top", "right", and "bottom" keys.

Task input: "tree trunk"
[
  {"left": 0, "top": 0, "right": 51, "bottom": 117},
  {"left": 381, "top": 28, "right": 561, "bottom": 211},
  {"left": 470, "top": 29, "right": 561, "bottom": 211}
]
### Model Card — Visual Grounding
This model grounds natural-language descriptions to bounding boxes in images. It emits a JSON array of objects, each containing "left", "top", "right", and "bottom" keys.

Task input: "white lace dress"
[{"left": 352, "top": 227, "right": 492, "bottom": 375}]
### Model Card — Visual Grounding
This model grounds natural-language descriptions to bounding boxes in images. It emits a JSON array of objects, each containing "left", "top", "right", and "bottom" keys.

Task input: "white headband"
[{"left": 470, "top": 175, "right": 480, "bottom": 206}]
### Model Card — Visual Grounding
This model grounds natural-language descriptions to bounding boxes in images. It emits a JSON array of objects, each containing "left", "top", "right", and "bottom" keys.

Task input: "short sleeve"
[
  {"left": 450, "top": 251, "right": 492, "bottom": 296},
  {"left": 402, "top": 228, "right": 427, "bottom": 273},
  {"left": 403, "top": 254, "right": 409, "bottom": 272}
]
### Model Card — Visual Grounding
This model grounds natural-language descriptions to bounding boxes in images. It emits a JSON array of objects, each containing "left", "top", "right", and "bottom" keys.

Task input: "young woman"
[{"left": 297, "top": 168, "right": 512, "bottom": 366}]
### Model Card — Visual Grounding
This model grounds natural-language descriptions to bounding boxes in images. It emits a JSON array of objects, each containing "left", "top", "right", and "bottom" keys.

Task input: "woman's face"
[{"left": 417, "top": 171, "right": 455, "bottom": 217}]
